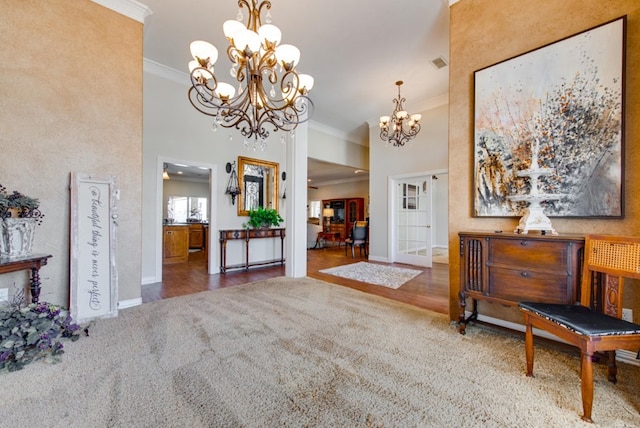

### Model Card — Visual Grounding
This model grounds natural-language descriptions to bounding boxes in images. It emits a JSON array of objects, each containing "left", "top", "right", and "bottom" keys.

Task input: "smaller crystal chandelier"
[
  {"left": 379, "top": 81, "right": 422, "bottom": 147},
  {"left": 188, "top": 0, "right": 314, "bottom": 148}
]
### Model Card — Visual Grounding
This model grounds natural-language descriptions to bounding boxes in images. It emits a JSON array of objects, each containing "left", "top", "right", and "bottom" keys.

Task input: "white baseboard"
[
  {"left": 616, "top": 350, "right": 639, "bottom": 366},
  {"left": 141, "top": 276, "right": 159, "bottom": 285},
  {"left": 467, "top": 312, "right": 640, "bottom": 366},
  {"left": 367, "top": 255, "right": 389, "bottom": 263},
  {"left": 118, "top": 298, "right": 142, "bottom": 309}
]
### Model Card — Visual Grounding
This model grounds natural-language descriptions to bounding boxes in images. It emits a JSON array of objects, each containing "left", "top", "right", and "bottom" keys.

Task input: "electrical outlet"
[
  {"left": 0, "top": 288, "right": 8, "bottom": 303},
  {"left": 622, "top": 308, "right": 633, "bottom": 322}
]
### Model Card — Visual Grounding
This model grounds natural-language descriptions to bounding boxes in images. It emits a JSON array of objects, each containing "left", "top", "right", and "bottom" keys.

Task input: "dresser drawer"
[
  {"left": 489, "top": 239, "right": 569, "bottom": 271},
  {"left": 488, "top": 267, "right": 574, "bottom": 304}
]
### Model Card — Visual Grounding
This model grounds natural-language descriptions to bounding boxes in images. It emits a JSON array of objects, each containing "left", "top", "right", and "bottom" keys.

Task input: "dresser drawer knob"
[
  {"left": 520, "top": 271, "right": 530, "bottom": 278},
  {"left": 520, "top": 241, "right": 530, "bottom": 246}
]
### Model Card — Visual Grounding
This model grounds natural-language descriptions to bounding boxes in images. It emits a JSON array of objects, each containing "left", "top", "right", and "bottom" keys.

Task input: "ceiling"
[{"left": 143, "top": 0, "right": 451, "bottom": 183}]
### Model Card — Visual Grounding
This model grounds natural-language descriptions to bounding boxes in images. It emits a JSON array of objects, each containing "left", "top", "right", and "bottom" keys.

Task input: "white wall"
[
  {"left": 305, "top": 125, "right": 370, "bottom": 218},
  {"left": 142, "top": 66, "right": 365, "bottom": 283},
  {"left": 143, "top": 69, "right": 287, "bottom": 283},
  {"left": 308, "top": 126, "right": 369, "bottom": 171},
  {"left": 368, "top": 102, "right": 449, "bottom": 261},
  {"left": 432, "top": 172, "right": 449, "bottom": 248}
]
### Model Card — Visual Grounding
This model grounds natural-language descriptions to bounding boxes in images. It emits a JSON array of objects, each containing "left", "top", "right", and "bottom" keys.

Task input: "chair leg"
[
  {"left": 351, "top": 244, "right": 355, "bottom": 258},
  {"left": 524, "top": 322, "right": 534, "bottom": 377},
  {"left": 607, "top": 350, "right": 618, "bottom": 383},
  {"left": 580, "top": 351, "right": 595, "bottom": 423}
]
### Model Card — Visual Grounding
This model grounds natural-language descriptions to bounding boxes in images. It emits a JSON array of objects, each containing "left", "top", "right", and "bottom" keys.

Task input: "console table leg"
[
  {"left": 30, "top": 266, "right": 41, "bottom": 303},
  {"left": 219, "top": 240, "right": 227, "bottom": 274}
]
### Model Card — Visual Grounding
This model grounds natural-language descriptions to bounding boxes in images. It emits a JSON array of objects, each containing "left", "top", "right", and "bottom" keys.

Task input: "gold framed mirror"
[{"left": 237, "top": 156, "right": 279, "bottom": 216}]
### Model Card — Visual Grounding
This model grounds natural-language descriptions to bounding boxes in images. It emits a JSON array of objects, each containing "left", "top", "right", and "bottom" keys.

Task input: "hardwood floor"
[{"left": 143, "top": 245, "right": 449, "bottom": 315}]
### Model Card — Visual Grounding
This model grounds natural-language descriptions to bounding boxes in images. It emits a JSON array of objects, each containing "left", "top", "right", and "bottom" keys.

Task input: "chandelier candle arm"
[
  {"left": 187, "top": 0, "right": 314, "bottom": 144},
  {"left": 379, "top": 80, "right": 421, "bottom": 147}
]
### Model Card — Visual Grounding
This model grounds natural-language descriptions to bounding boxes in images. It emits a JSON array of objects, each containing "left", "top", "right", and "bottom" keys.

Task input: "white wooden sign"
[{"left": 70, "top": 173, "right": 118, "bottom": 323}]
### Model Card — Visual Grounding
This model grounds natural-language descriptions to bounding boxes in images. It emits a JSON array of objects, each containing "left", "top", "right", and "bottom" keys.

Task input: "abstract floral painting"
[{"left": 473, "top": 17, "right": 625, "bottom": 217}]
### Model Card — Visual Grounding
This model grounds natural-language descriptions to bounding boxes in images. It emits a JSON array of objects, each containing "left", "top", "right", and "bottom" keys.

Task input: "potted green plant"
[{"left": 243, "top": 206, "right": 284, "bottom": 229}]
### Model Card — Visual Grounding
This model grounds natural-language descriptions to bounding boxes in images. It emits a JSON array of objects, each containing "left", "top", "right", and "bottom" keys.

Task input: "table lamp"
[{"left": 322, "top": 207, "right": 334, "bottom": 233}]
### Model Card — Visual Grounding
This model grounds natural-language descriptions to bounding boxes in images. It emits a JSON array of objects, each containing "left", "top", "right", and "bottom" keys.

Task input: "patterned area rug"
[{"left": 320, "top": 262, "right": 422, "bottom": 289}]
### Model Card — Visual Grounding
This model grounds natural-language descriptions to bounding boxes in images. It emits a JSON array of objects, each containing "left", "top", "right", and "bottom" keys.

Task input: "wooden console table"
[
  {"left": 458, "top": 231, "right": 584, "bottom": 334},
  {"left": 0, "top": 253, "right": 52, "bottom": 303},
  {"left": 219, "top": 228, "right": 285, "bottom": 273}
]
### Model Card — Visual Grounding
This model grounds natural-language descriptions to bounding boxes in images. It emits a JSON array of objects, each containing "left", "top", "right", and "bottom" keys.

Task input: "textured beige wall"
[
  {"left": 0, "top": 1, "right": 142, "bottom": 304},
  {"left": 449, "top": 0, "right": 640, "bottom": 321}
]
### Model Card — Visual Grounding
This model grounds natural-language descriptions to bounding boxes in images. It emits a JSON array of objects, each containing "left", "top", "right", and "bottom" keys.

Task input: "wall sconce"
[
  {"left": 322, "top": 206, "right": 334, "bottom": 233},
  {"left": 281, "top": 171, "right": 286, "bottom": 199},
  {"left": 225, "top": 161, "right": 241, "bottom": 205},
  {"left": 162, "top": 163, "right": 170, "bottom": 180}
]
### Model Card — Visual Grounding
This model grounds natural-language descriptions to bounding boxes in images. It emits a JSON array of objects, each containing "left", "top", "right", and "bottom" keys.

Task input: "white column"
[{"left": 285, "top": 122, "right": 308, "bottom": 278}]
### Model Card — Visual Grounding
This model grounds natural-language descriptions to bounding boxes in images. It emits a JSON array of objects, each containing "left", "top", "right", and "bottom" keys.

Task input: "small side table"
[{"left": 0, "top": 253, "right": 52, "bottom": 303}]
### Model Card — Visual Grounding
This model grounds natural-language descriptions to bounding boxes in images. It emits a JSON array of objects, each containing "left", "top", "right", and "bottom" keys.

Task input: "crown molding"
[
  {"left": 309, "top": 121, "right": 366, "bottom": 146},
  {"left": 144, "top": 58, "right": 190, "bottom": 85},
  {"left": 311, "top": 175, "right": 370, "bottom": 188},
  {"left": 417, "top": 92, "right": 450, "bottom": 111},
  {"left": 91, "top": 0, "right": 152, "bottom": 23}
]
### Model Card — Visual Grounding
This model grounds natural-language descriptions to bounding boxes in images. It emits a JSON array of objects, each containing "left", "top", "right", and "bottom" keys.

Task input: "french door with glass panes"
[{"left": 394, "top": 176, "right": 432, "bottom": 267}]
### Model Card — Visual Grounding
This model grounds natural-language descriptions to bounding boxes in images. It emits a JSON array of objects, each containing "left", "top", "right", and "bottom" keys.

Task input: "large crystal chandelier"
[
  {"left": 188, "top": 0, "right": 314, "bottom": 149},
  {"left": 379, "top": 81, "right": 421, "bottom": 147}
]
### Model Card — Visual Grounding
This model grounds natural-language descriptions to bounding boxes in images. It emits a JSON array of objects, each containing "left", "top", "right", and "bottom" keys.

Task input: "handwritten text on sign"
[{"left": 72, "top": 176, "right": 116, "bottom": 323}]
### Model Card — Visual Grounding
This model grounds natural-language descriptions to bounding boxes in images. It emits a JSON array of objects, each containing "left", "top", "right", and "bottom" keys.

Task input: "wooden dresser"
[{"left": 458, "top": 231, "right": 584, "bottom": 334}]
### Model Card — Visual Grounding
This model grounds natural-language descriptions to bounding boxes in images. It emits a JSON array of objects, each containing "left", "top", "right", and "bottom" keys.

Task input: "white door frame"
[
  {"left": 155, "top": 156, "right": 218, "bottom": 282},
  {"left": 388, "top": 168, "right": 447, "bottom": 265}
]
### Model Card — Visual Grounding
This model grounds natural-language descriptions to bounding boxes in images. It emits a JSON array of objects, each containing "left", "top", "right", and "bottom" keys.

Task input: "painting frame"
[{"left": 473, "top": 16, "right": 626, "bottom": 218}]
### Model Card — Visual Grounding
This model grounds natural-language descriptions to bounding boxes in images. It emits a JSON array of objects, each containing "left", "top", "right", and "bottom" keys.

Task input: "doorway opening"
[
  {"left": 156, "top": 158, "right": 217, "bottom": 282},
  {"left": 389, "top": 170, "right": 448, "bottom": 267}
]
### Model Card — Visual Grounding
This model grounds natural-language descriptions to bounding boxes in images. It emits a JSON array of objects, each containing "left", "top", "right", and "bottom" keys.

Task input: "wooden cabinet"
[
  {"left": 458, "top": 231, "right": 584, "bottom": 334},
  {"left": 163, "top": 225, "right": 189, "bottom": 264},
  {"left": 322, "top": 197, "right": 364, "bottom": 239},
  {"left": 188, "top": 223, "right": 204, "bottom": 249}
]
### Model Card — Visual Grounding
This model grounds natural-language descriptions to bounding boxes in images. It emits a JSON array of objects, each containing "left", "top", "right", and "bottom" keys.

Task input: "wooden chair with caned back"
[{"left": 518, "top": 234, "right": 640, "bottom": 423}]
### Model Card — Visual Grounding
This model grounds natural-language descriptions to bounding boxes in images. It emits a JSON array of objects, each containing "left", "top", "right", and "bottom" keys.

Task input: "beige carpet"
[
  {"left": 1, "top": 277, "right": 639, "bottom": 427},
  {"left": 320, "top": 262, "right": 422, "bottom": 289}
]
